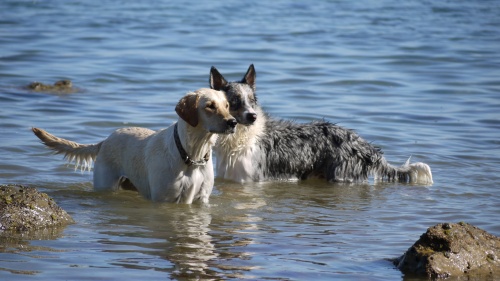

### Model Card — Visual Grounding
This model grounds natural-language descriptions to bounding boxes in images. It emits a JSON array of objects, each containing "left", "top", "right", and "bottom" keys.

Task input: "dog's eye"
[
  {"left": 230, "top": 99, "right": 241, "bottom": 110},
  {"left": 225, "top": 102, "right": 229, "bottom": 109},
  {"left": 206, "top": 103, "right": 216, "bottom": 110}
]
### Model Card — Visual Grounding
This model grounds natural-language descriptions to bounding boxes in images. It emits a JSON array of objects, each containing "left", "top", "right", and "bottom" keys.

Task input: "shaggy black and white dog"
[{"left": 210, "top": 64, "right": 433, "bottom": 184}]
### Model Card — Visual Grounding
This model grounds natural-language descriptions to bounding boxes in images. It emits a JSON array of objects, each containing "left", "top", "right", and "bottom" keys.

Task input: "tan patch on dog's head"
[
  {"left": 196, "top": 89, "right": 231, "bottom": 118},
  {"left": 176, "top": 88, "right": 236, "bottom": 133},
  {"left": 175, "top": 93, "right": 200, "bottom": 127}
]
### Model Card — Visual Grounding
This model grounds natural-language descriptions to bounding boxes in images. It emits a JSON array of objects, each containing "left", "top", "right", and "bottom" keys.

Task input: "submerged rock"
[
  {"left": 25, "top": 80, "right": 79, "bottom": 94},
  {"left": 394, "top": 222, "right": 500, "bottom": 279},
  {"left": 0, "top": 184, "right": 74, "bottom": 232}
]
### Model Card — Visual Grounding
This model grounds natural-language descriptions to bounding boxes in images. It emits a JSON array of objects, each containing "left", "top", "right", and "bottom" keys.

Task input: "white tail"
[
  {"left": 402, "top": 157, "right": 433, "bottom": 184},
  {"left": 407, "top": 162, "right": 433, "bottom": 184}
]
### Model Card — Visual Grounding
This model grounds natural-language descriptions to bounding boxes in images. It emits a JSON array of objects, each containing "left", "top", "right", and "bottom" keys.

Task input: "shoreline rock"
[
  {"left": 24, "top": 80, "right": 80, "bottom": 94},
  {"left": 394, "top": 222, "right": 500, "bottom": 279},
  {"left": 0, "top": 184, "right": 74, "bottom": 233}
]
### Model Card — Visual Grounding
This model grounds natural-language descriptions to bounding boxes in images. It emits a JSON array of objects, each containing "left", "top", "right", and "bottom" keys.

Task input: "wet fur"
[
  {"left": 210, "top": 65, "right": 433, "bottom": 184},
  {"left": 33, "top": 88, "right": 236, "bottom": 203}
]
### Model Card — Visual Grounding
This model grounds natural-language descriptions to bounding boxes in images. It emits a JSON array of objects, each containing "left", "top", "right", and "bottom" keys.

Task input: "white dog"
[{"left": 32, "top": 88, "right": 237, "bottom": 203}]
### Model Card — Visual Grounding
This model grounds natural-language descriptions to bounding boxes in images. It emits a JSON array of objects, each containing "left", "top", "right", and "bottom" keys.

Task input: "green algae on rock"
[
  {"left": 25, "top": 80, "right": 79, "bottom": 94},
  {"left": 0, "top": 184, "right": 74, "bottom": 232},
  {"left": 394, "top": 222, "right": 500, "bottom": 279}
]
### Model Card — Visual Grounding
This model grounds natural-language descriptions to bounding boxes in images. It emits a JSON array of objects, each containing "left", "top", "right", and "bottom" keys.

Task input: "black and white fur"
[{"left": 210, "top": 64, "right": 433, "bottom": 184}]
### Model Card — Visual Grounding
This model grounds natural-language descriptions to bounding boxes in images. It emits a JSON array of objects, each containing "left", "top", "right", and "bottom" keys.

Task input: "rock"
[
  {"left": 394, "top": 222, "right": 500, "bottom": 279},
  {"left": 25, "top": 79, "right": 79, "bottom": 94},
  {"left": 0, "top": 184, "right": 74, "bottom": 232}
]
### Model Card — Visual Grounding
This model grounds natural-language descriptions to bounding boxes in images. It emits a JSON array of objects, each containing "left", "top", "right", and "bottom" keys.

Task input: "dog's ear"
[
  {"left": 242, "top": 64, "right": 256, "bottom": 90},
  {"left": 210, "top": 66, "right": 228, "bottom": 90},
  {"left": 175, "top": 93, "right": 200, "bottom": 127}
]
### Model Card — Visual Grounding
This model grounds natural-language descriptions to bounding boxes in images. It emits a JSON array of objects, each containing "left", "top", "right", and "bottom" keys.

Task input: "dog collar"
[{"left": 174, "top": 123, "right": 210, "bottom": 166}]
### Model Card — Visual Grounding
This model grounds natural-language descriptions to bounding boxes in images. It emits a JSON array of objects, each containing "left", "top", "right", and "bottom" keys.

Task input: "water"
[{"left": 1, "top": 0, "right": 499, "bottom": 280}]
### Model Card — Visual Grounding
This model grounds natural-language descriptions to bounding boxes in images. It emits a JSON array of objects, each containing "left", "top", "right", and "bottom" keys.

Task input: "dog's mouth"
[
  {"left": 209, "top": 118, "right": 237, "bottom": 134},
  {"left": 224, "top": 127, "right": 236, "bottom": 134},
  {"left": 235, "top": 119, "right": 254, "bottom": 126},
  {"left": 210, "top": 127, "right": 236, "bottom": 135},
  {"left": 240, "top": 122, "right": 255, "bottom": 127}
]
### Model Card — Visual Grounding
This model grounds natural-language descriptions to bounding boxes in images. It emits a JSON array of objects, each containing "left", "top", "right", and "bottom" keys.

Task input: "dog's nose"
[
  {"left": 247, "top": 113, "right": 257, "bottom": 123},
  {"left": 227, "top": 118, "right": 237, "bottom": 128}
]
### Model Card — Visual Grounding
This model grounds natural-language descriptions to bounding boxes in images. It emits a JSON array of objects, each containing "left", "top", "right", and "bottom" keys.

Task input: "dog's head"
[
  {"left": 209, "top": 64, "right": 258, "bottom": 126},
  {"left": 175, "top": 88, "right": 237, "bottom": 134}
]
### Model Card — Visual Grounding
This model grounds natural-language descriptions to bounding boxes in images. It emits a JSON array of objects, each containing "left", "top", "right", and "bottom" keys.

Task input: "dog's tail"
[
  {"left": 374, "top": 156, "right": 433, "bottom": 184},
  {"left": 32, "top": 127, "right": 102, "bottom": 171}
]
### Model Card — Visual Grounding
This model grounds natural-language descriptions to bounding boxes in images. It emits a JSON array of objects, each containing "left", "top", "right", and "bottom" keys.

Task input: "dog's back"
[
  {"left": 32, "top": 127, "right": 157, "bottom": 192},
  {"left": 259, "top": 119, "right": 383, "bottom": 181},
  {"left": 93, "top": 127, "right": 157, "bottom": 193}
]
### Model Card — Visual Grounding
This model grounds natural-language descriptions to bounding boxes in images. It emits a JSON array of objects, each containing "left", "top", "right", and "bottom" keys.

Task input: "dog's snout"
[
  {"left": 246, "top": 113, "right": 257, "bottom": 123},
  {"left": 227, "top": 118, "right": 237, "bottom": 128}
]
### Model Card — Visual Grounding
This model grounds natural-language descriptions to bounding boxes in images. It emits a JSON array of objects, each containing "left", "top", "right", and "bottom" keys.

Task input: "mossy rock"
[
  {"left": 394, "top": 222, "right": 500, "bottom": 279},
  {"left": 25, "top": 80, "right": 80, "bottom": 94},
  {"left": 0, "top": 184, "right": 74, "bottom": 232}
]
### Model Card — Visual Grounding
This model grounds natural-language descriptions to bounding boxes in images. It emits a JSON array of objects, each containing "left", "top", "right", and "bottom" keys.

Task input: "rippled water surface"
[{"left": 1, "top": 0, "right": 499, "bottom": 280}]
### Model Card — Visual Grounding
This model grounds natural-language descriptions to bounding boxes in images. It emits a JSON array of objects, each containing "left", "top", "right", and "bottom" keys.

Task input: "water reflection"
[
  {"left": 82, "top": 180, "right": 336, "bottom": 279},
  {"left": 0, "top": 171, "right": 432, "bottom": 279},
  {"left": 158, "top": 205, "right": 218, "bottom": 278},
  {"left": 84, "top": 189, "right": 262, "bottom": 279},
  {"left": 0, "top": 226, "right": 69, "bottom": 275}
]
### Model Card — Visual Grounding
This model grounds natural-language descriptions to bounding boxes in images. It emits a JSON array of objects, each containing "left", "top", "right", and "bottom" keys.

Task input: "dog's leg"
[
  {"left": 93, "top": 160, "right": 121, "bottom": 191},
  {"left": 118, "top": 177, "right": 138, "bottom": 191}
]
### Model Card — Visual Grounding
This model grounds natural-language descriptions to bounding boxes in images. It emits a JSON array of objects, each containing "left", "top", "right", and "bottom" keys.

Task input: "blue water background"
[{"left": 1, "top": 0, "right": 499, "bottom": 280}]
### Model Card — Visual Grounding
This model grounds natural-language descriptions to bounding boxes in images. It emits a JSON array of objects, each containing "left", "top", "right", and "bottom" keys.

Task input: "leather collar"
[{"left": 174, "top": 123, "right": 210, "bottom": 166}]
